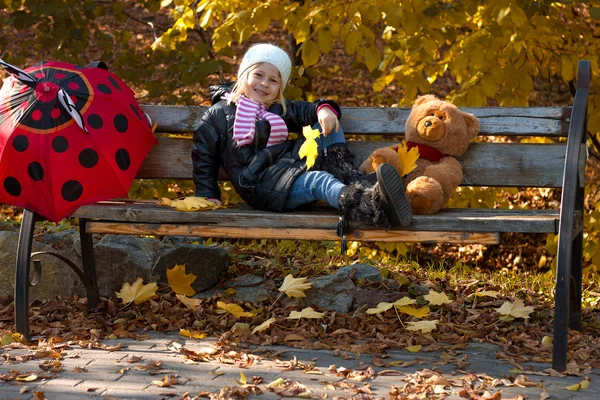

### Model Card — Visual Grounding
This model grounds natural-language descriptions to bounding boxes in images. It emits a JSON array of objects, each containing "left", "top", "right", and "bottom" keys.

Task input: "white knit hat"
[{"left": 237, "top": 43, "right": 292, "bottom": 88}]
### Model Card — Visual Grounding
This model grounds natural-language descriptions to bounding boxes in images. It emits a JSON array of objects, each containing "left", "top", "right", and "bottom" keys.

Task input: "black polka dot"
[
  {"left": 88, "top": 114, "right": 103, "bottom": 129},
  {"left": 113, "top": 114, "right": 128, "bottom": 133},
  {"left": 61, "top": 180, "right": 83, "bottom": 202},
  {"left": 28, "top": 162, "right": 44, "bottom": 181},
  {"left": 115, "top": 149, "right": 130, "bottom": 171},
  {"left": 130, "top": 104, "right": 142, "bottom": 121},
  {"left": 97, "top": 84, "right": 112, "bottom": 94},
  {"left": 13, "top": 135, "right": 29, "bottom": 152},
  {"left": 52, "top": 136, "right": 69, "bottom": 153},
  {"left": 108, "top": 77, "right": 121, "bottom": 91},
  {"left": 3, "top": 177, "right": 21, "bottom": 196},
  {"left": 79, "top": 148, "right": 99, "bottom": 168}
]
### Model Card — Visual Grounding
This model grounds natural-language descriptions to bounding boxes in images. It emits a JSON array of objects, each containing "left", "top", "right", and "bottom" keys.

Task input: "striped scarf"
[{"left": 229, "top": 95, "right": 288, "bottom": 148}]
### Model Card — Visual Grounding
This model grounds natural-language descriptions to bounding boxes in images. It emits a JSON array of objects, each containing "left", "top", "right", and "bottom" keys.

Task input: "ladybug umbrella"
[{"left": 0, "top": 59, "right": 157, "bottom": 222}]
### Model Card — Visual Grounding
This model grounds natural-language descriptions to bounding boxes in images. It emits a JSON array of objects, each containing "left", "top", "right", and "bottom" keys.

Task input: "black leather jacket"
[{"left": 191, "top": 84, "right": 342, "bottom": 211}]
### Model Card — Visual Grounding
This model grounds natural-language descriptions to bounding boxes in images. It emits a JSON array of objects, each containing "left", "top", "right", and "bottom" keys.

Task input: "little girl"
[{"left": 192, "top": 43, "right": 411, "bottom": 227}]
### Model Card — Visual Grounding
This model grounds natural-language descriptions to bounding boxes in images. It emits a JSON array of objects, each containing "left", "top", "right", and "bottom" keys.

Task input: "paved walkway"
[{"left": 0, "top": 331, "right": 598, "bottom": 399}]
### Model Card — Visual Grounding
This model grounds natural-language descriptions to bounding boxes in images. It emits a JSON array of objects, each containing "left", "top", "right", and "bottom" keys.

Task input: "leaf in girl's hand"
[
  {"left": 299, "top": 126, "right": 321, "bottom": 169},
  {"left": 396, "top": 141, "right": 419, "bottom": 176}
]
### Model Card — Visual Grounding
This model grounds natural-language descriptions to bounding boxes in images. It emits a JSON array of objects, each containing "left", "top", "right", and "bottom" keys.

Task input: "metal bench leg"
[
  {"left": 15, "top": 209, "right": 37, "bottom": 339},
  {"left": 79, "top": 218, "right": 99, "bottom": 308}
]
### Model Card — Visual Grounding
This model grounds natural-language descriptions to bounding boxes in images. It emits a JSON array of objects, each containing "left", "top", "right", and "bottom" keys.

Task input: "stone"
[
  {"left": 336, "top": 263, "right": 383, "bottom": 282},
  {"left": 0, "top": 230, "right": 80, "bottom": 300},
  {"left": 153, "top": 244, "right": 228, "bottom": 293},
  {"left": 92, "top": 235, "right": 165, "bottom": 297},
  {"left": 304, "top": 273, "right": 356, "bottom": 313},
  {"left": 224, "top": 274, "right": 273, "bottom": 303}
]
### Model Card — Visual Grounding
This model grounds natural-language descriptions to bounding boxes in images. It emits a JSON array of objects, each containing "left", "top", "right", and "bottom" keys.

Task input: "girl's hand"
[
  {"left": 317, "top": 107, "right": 339, "bottom": 137},
  {"left": 208, "top": 198, "right": 222, "bottom": 206}
]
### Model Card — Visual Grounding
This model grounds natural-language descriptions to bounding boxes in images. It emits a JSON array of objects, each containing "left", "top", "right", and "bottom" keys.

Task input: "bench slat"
[
  {"left": 136, "top": 137, "right": 566, "bottom": 187},
  {"left": 83, "top": 221, "right": 501, "bottom": 244},
  {"left": 141, "top": 105, "right": 566, "bottom": 136},
  {"left": 73, "top": 201, "right": 559, "bottom": 234}
]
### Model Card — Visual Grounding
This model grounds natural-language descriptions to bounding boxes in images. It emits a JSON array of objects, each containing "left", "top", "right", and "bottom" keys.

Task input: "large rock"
[
  {"left": 91, "top": 235, "right": 165, "bottom": 297},
  {"left": 153, "top": 244, "right": 228, "bottom": 293},
  {"left": 0, "top": 231, "right": 80, "bottom": 300},
  {"left": 304, "top": 273, "right": 356, "bottom": 314}
]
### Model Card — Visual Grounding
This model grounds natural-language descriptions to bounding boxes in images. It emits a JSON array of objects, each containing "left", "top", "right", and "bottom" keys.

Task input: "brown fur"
[{"left": 359, "top": 95, "right": 480, "bottom": 214}]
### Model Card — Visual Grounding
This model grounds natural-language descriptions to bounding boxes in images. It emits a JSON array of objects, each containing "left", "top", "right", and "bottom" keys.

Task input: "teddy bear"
[{"left": 359, "top": 95, "right": 480, "bottom": 215}]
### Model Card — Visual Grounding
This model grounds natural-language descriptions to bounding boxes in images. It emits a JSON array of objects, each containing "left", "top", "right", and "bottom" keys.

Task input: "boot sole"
[{"left": 376, "top": 163, "right": 412, "bottom": 227}]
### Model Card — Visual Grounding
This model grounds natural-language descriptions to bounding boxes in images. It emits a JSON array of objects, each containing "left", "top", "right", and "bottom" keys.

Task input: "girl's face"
[{"left": 243, "top": 63, "right": 282, "bottom": 105}]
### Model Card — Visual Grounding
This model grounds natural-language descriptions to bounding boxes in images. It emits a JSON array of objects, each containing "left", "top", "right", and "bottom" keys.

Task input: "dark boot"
[
  {"left": 323, "top": 143, "right": 369, "bottom": 184},
  {"left": 338, "top": 163, "right": 412, "bottom": 228}
]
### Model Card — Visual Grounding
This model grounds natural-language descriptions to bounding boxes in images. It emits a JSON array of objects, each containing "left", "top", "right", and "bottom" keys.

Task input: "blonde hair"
[{"left": 228, "top": 63, "right": 287, "bottom": 115}]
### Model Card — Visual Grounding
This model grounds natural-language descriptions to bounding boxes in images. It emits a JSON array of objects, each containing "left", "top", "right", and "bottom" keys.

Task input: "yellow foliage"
[
  {"left": 396, "top": 141, "right": 420, "bottom": 176},
  {"left": 496, "top": 299, "right": 535, "bottom": 321},
  {"left": 278, "top": 274, "right": 312, "bottom": 298},
  {"left": 286, "top": 307, "right": 324, "bottom": 319},
  {"left": 298, "top": 126, "right": 321, "bottom": 170},
  {"left": 406, "top": 320, "right": 438, "bottom": 333},
  {"left": 251, "top": 317, "right": 277, "bottom": 334},
  {"left": 216, "top": 301, "right": 257, "bottom": 318},
  {"left": 158, "top": 197, "right": 220, "bottom": 212},
  {"left": 396, "top": 305, "right": 430, "bottom": 318},
  {"left": 116, "top": 278, "right": 158, "bottom": 305},
  {"left": 423, "top": 290, "right": 453, "bottom": 306},
  {"left": 179, "top": 329, "right": 207, "bottom": 339},
  {"left": 167, "top": 264, "right": 197, "bottom": 296},
  {"left": 176, "top": 294, "right": 201, "bottom": 309}
]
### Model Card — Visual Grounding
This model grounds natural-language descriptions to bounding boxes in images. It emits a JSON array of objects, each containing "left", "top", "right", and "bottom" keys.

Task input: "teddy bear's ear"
[
  {"left": 463, "top": 112, "right": 480, "bottom": 138},
  {"left": 413, "top": 94, "right": 439, "bottom": 108}
]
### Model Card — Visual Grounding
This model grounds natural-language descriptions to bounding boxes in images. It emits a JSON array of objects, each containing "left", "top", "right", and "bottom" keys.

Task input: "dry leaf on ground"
[
  {"left": 115, "top": 278, "right": 157, "bottom": 305},
  {"left": 166, "top": 264, "right": 197, "bottom": 296},
  {"left": 278, "top": 274, "right": 312, "bottom": 298}
]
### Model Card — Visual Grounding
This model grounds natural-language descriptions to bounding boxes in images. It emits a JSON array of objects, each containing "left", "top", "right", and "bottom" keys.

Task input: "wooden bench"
[{"left": 14, "top": 61, "right": 590, "bottom": 372}]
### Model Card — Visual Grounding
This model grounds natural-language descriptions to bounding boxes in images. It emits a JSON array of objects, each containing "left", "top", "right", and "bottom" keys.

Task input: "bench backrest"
[{"left": 138, "top": 105, "right": 572, "bottom": 188}]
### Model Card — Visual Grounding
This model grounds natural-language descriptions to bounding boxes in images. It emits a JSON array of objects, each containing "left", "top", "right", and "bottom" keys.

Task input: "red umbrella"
[{"left": 0, "top": 59, "right": 157, "bottom": 222}]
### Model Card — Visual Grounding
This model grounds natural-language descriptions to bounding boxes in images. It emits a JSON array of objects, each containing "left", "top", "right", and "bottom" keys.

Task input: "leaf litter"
[{"left": 0, "top": 241, "right": 599, "bottom": 398}]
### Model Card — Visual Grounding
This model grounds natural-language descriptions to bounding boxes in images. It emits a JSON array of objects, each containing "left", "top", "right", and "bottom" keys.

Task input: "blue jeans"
[{"left": 283, "top": 125, "right": 346, "bottom": 210}]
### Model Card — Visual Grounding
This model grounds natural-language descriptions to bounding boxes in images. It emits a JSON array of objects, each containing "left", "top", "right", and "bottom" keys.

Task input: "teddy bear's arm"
[{"left": 422, "top": 157, "right": 463, "bottom": 198}]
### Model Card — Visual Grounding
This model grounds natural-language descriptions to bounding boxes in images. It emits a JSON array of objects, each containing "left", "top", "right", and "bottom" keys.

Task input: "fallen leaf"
[
  {"left": 406, "top": 320, "right": 438, "bottom": 333},
  {"left": 396, "top": 141, "right": 419, "bottom": 176},
  {"left": 237, "top": 372, "right": 247, "bottom": 385},
  {"left": 366, "top": 302, "right": 394, "bottom": 314},
  {"left": 216, "top": 301, "right": 256, "bottom": 318},
  {"left": 179, "top": 329, "right": 207, "bottom": 339},
  {"left": 396, "top": 305, "right": 430, "bottom": 318},
  {"left": 566, "top": 379, "right": 590, "bottom": 391},
  {"left": 252, "top": 318, "right": 277, "bottom": 334},
  {"left": 298, "top": 125, "right": 321, "bottom": 169},
  {"left": 115, "top": 277, "right": 158, "bottom": 305},
  {"left": 167, "top": 264, "right": 197, "bottom": 296},
  {"left": 496, "top": 299, "right": 535, "bottom": 320},
  {"left": 278, "top": 274, "right": 312, "bottom": 298},
  {"left": 394, "top": 297, "right": 417, "bottom": 307},
  {"left": 176, "top": 294, "right": 201, "bottom": 309},
  {"left": 286, "top": 307, "right": 324, "bottom": 319},
  {"left": 158, "top": 196, "right": 219, "bottom": 212},
  {"left": 152, "top": 374, "right": 180, "bottom": 387},
  {"left": 468, "top": 290, "right": 499, "bottom": 298},
  {"left": 406, "top": 345, "right": 422, "bottom": 352},
  {"left": 423, "top": 290, "right": 452, "bottom": 305}
]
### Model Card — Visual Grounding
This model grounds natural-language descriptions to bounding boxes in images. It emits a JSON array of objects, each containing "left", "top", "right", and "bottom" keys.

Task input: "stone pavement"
[{"left": 0, "top": 331, "right": 598, "bottom": 400}]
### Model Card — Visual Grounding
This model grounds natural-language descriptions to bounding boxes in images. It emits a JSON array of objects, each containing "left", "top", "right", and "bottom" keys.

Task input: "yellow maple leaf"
[
  {"left": 406, "top": 345, "right": 422, "bottom": 352},
  {"left": 496, "top": 299, "right": 535, "bottom": 321},
  {"left": 158, "top": 196, "right": 220, "bottom": 212},
  {"left": 394, "top": 297, "right": 417, "bottom": 307},
  {"left": 396, "top": 305, "right": 430, "bottom": 318},
  {"left": 396, "top": 141, "right": 419, "bottom": 176},
  {"left": 423, "top": 290, "right": 453, "bottom": 306},
  {"left": 286, "top": 307, "right": 325, "bottom": 319},
  {"left": 179, "top": 329, "right": 207, "bottom": 339},
  {"left": 176, "top": 294, "right": 201, "bottom": 309},
  {"left": 298, "top": 125, "right": 321, "bottom": 170},
  {"left": 566, "top": 379, "right": 590, "bottom": 391},
  {"left": 116, "top": 277, "right": 158, "bottom": 305},
  {"left": 278, "top": 274, "right": 312, "bottom": 298},
  {"left": 252, "top": 317, "right": 277, "bottom": 334},
  {"left": 167, "top": 264, "right": 197, "bottom": 296},
  {"left": 406, "top": 320, "right": 439, "bottom": 333},
  {"left": 366, "top": 302, "right": 394, "bottom": 314},
  {"left": 216, "top": 301, "right": 256, "bottom": 318}
]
